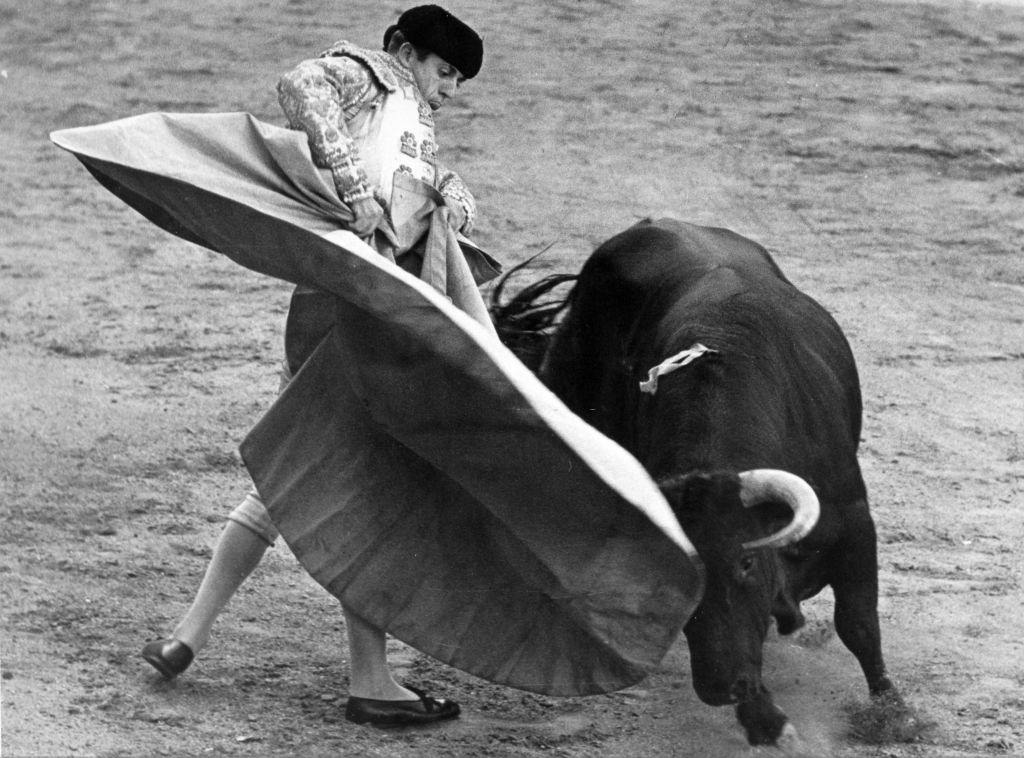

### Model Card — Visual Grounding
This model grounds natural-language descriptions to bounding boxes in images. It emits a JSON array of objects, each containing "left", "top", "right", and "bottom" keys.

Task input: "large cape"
[{"left": 50, "top": 112, "right": 704, "bottom": 696}]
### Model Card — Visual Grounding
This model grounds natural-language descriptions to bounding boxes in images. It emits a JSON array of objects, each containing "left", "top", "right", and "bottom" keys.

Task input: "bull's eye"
[{"left": 738, "top": 554, "right": 756, "bottom": 575}]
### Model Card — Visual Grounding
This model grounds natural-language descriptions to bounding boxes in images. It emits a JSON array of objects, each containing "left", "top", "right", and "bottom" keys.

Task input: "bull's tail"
[{"left": 489, "top": 253, "right": 576, "bottom": 372}]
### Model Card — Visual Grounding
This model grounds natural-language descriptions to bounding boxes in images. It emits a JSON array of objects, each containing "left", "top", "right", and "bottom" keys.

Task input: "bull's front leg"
[
  {"left": 834, "top": 578, "right": 930, "bottom": 742},
  {"left": 829, "top": 514, "right": 894, "bottom": 697},
  {"left": 831, "top": 518, "right": 928, "bottom": 742}
]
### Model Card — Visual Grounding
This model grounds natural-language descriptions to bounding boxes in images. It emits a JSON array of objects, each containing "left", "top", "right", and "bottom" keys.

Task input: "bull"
[{"left": 492, "top": 218, "right": 913, "bottom": 745}]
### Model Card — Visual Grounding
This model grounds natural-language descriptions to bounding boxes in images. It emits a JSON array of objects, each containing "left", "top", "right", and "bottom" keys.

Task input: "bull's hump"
[{"left": 604, "top": 218, "right": 784, "bottom": 287}]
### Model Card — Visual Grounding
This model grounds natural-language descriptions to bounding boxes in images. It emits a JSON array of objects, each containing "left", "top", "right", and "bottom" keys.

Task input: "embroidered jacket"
[{"left": 277, "top": 41, "right": 476, "bottom": 233}]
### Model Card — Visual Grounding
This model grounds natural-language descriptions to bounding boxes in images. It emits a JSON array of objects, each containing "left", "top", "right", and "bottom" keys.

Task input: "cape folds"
[{"left": 51, "top": 112, "right": 704, "bottom": 695}]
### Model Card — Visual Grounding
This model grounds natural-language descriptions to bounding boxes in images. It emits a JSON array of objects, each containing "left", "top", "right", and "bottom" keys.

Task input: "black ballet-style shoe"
[
  {"left": 141, "top": 638, "right": 194, "bottom": 679},
  {"left": 344, "top": 685, "right": 461, "bottom": 726}
]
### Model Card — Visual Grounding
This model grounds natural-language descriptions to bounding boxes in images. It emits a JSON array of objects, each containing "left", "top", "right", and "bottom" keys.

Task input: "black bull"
[{"left": 492, "top": 218, "right": 905, "bottom": 745}]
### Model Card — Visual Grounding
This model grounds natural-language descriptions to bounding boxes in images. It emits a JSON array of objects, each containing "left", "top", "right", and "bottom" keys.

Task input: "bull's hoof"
[
  {"left": 847, "top": 691, "right": 933, "bottom": 744},
  {"left": 736, "top": 698, "right": 789, "bottom": 745}
]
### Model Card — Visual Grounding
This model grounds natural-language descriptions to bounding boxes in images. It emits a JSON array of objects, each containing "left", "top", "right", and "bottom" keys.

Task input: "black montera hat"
[{"left": 383, "top": 5, "right": 483, "bottom": 79}]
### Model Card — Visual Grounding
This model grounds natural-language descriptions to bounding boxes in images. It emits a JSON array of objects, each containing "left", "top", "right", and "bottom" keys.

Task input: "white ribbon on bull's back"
[{"left": 639, "top": 343, "right": 718, "bottom": 395}]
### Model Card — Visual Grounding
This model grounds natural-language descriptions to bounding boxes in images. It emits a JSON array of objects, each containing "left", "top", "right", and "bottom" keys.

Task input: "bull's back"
[
  {"left": 543, "top": 219, "right": 786, "bottom": 430},
  {"left": 582, "top": 218, "right": 788, "bottom": 294},
  {"left": 543, "top": 218, "right": 864, "bottom": 501},
  {"left": 557, "top": 218, "right": 802, "bottom": 383}
]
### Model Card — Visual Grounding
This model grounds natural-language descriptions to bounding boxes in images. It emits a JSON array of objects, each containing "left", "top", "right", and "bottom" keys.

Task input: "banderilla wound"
[{"left": 639, "top": 343, "right": 718, "bottom": 395}]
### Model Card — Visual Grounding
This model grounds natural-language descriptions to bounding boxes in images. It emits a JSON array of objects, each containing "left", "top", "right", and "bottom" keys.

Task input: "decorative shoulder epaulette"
[{"left": 318, "top": 40, "right": 399, "bottom": 93}]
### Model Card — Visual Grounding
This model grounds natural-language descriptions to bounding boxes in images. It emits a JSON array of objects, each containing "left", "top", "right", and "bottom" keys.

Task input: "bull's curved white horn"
[{"left": 738, "top": 469, "right": 820, "bottom": 550}]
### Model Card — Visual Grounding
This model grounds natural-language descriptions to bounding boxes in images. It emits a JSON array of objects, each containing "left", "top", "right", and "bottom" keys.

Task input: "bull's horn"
[{"left": 738, "top": 469, "right": 820, "bottom": 550}]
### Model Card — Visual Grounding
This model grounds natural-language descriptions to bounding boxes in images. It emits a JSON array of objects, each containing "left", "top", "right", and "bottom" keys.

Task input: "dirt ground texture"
[{"left": 2, "top": 0, "right": 1023, "bottom": 755}]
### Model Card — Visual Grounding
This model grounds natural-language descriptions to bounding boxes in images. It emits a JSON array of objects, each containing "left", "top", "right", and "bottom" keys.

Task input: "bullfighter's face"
[{"left": 398, "top": 44, "right": 465, "bottom": 111}]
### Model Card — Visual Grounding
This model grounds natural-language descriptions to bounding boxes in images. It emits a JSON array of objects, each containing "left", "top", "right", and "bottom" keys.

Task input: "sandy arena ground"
[{"left": 2, "top": 0, "right": 1023, "bottom": 755}]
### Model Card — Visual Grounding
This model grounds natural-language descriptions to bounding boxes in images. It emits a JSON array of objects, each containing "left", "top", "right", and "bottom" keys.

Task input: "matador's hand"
[
  {"left": 349, "top": 196, "right": 385, "bottom": 238},
  {"left": 445, "top": 202, "right": 466, "bottom": 233}
]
